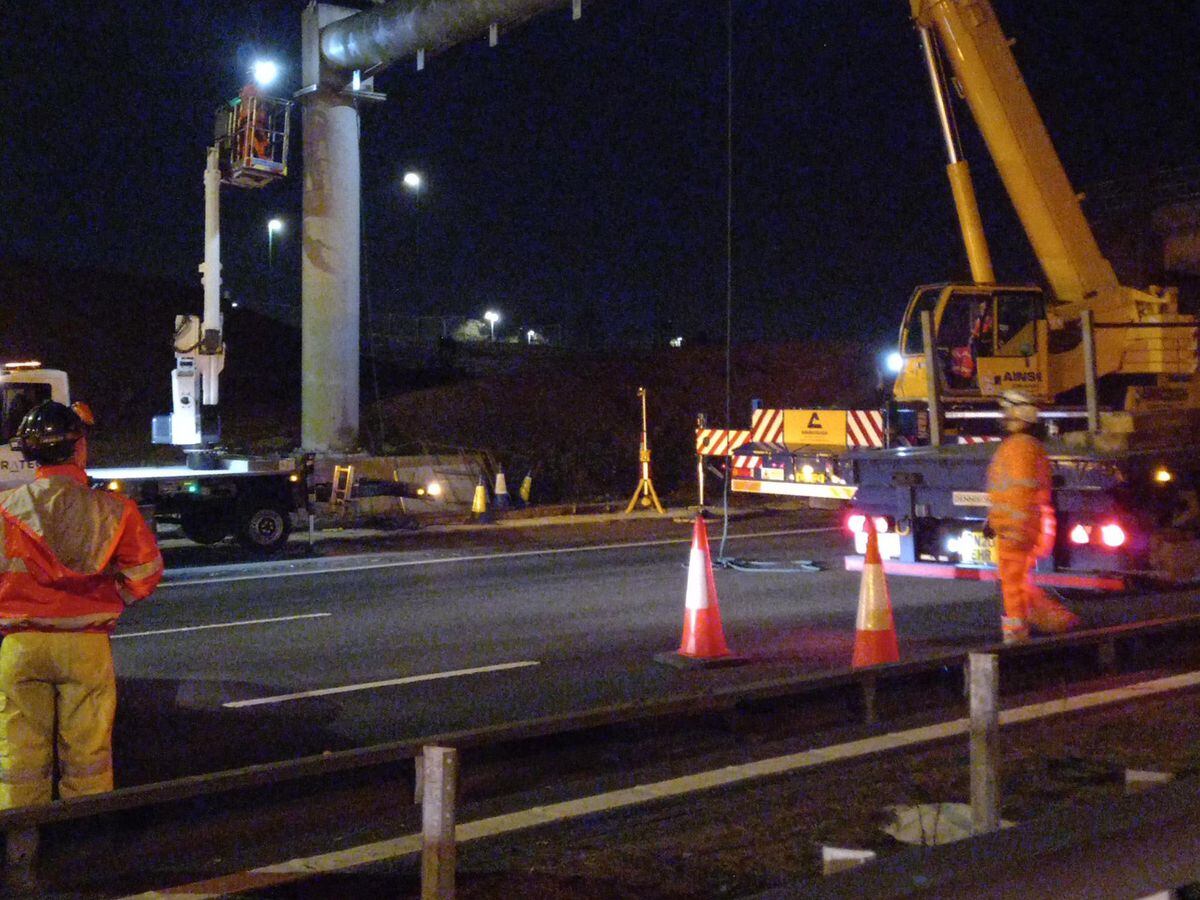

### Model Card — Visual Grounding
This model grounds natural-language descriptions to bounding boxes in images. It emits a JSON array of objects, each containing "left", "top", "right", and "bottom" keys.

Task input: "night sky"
[{"left": 2, "top": 1, "right": 1196, "bottom": 347}]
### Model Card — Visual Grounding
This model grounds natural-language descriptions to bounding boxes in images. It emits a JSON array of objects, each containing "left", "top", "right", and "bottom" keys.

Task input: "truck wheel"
[
  {"left": 179, "top": 508, "right": 230, "bottom": 545},
  {"left": 236, "top": 503, "right": 292, "bottom": 553}
]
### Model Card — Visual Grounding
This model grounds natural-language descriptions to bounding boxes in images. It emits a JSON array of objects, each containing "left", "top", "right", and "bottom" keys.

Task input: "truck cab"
[{"left": 0, "top": 363, "right": 69, "bottom": 489}]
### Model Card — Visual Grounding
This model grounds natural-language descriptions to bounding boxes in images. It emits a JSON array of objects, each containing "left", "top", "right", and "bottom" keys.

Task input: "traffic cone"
[
  {"left": 494, "top": 469, "right": 510, "bottom": 509},
  {"left": 851, "top": 519, "right": 900, "bottom": 668},
  {"left": 656, "top": 516, "right": 744, "bottom": 668},
  {"left": 518, "top": 470, "right": 533, "bottom": 506},
  {"left": 471, "top": 476, "right": 491, "bottom": 522}
]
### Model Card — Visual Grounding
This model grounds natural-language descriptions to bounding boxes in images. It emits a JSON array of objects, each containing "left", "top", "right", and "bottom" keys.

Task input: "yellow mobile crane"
[
  {"left": 890, "top": 0, "right": 1197, "bottom": 440},
  {"left": 720, "top": 0, "right": 1200, "bottom": 585}
]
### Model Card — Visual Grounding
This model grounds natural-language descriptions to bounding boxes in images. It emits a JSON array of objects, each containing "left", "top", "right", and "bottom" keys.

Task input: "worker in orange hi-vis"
[
  {"left": 985, "top": 390, "right": 1080, "bottom": 643},
  {"left": 237, "top": 82, "right": 270, "bottom": 161},
  {"left": 0, "top": 402, "right": 163, "bottom": 809}
]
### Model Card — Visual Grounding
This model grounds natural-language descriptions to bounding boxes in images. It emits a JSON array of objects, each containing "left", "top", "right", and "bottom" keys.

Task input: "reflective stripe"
[
  {"left": 989, "top": 476, "right": 1040, "bottom": 491},
  {"left": 1, "top": 559, "right": 27, "bottom": 573},
  {"left": 0, "top": 764, "right": 53, "bottom": 784},
  {"left": 0, "top": 612, "right": 119, "bottom": 631},
  {"left": 121, "top": 556, "right": 163, "bottom": 583},
  {"left": 59, "top": 756, "right": 112, "bottom": 779},
  {"left": 0, "top": 475, "right": 125, "bottom": 574},
  {"left": 989, "top": 503, "right": 1027, "bottom": 521}
]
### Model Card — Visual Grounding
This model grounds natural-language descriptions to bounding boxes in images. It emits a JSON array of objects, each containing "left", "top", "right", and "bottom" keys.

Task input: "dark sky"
[{"left": 1, "top": 1, "right": 1196, "bottom": 347}]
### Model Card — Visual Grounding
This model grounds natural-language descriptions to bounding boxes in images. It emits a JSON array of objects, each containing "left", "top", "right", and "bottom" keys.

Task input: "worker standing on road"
[
  {"left": 986, "top": 390, "right": 1079, "bottom": 643},
  {"left": 0, "top": 401, "right": 162, "bottom": 809}
]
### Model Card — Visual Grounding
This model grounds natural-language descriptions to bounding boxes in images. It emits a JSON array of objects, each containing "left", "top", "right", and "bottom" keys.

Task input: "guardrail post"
[
  {"left": 421, "top": 745, "right": 458, "bottom": 900},
  {"left": 414, "top": 752, "right": 424, "bottom": 804},
  {"left": 4, "top": 826, "right": 39, "bottom": 892},
  {"left": 860, "top": 674, "right": 878, "bottom": 725},
  {"left": 969, "top": 652, "right": 1000, "bottom": 834},
  {"left": 1097, "top": 637, "right": 1117, "bottom": 673}
]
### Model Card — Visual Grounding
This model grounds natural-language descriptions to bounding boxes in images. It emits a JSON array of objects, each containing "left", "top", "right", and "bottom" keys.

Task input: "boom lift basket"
[{"left": 214, "top": 92, "right": 293, "bottom": 188}]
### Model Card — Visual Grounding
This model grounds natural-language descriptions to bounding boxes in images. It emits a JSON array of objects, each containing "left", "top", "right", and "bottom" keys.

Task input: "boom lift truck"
[
  {"left": 0, "top": 90, "right": 307, "bottom": 554},
  {"left": 722, "top": 0, "right": 1200, "bottom": 586}
]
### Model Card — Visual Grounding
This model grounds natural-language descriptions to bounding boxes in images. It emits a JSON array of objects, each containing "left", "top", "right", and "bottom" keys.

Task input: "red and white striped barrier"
[
  {"left": 695, "top": 428, "right": 750, "bottom": 457},
  {"left": 956, "top": 435, "right": 1002, "bottom": 444},
  {"left": 846, "top": 410, "right": 885, "bottom": 448},
  {"left": 749, "top": 407, "right": 784, "bottom": 443}
]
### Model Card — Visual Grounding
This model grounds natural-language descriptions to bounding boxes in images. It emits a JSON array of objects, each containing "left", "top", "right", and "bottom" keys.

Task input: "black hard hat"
[{"left": 11, "top": 401, "right": 87, "bottom": 465}]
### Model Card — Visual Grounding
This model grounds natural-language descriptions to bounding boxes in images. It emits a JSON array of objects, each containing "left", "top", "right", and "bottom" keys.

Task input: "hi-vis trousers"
[
  {"left": 996, "top": 540, "right": 1079, "bottom": 643},
  {"left": 0, "top": 632, "right": 116, "bottom": 809}
]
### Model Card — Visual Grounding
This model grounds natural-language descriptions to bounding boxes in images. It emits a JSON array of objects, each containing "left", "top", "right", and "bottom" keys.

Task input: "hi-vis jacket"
[
  {"left": 986, "top": 433, "right": 1054, "bottom": 553},
  {"left": 0, "top": 465, "right": 162, "bottom": 633}
]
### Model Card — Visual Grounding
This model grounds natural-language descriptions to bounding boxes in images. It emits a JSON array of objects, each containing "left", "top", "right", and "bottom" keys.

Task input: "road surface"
[{"left": 110, "top": 509, "right": 1200, "bottom": 786}]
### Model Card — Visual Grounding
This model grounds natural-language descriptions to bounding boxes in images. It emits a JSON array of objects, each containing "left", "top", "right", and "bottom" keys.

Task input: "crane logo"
[
  {"left": 783, "top": 409, "right": 848, "bottom": 447},
  {"left": 1001, "top": 371, "right": 1042, "bottom": 384}
]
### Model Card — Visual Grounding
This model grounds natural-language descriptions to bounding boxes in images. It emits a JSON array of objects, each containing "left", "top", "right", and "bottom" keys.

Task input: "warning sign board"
[{"left": 783, "top": 409, "right": 847, "bottom": 447}]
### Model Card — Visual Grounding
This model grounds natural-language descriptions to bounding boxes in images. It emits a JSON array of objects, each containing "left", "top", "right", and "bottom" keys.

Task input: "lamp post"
[
  {"left": 267, "top": 217, "right": 284, "bottom": 268},
  {"left": 484, "top": 309, "right": 500, "bottom": 341}
]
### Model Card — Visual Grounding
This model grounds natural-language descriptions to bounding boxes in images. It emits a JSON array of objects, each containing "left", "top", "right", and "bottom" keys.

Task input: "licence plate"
[
  {"left": 854, "top": 531, "right": 901, "bottom": 559},
  {"left": 954, "top": 529, "right": 994, "bottom": 565}
]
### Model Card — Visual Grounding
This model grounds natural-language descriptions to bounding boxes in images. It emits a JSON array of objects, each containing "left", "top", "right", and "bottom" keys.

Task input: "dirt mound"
[
  {"left": 2, "top": 259, "right": 883, "bottom": 495},
  {"left": 373, "top": 341, "right": 882, "bottom": 502}
]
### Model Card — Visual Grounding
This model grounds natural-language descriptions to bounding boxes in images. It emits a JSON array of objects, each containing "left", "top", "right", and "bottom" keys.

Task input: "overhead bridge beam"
[{"left": 320, "top": 0, "right": 575, "bottom": 73}]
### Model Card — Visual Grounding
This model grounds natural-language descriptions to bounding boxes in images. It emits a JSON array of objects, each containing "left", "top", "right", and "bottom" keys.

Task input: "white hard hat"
[{"left": 999, "top": 390, "right": 1038, "bottom": 425}]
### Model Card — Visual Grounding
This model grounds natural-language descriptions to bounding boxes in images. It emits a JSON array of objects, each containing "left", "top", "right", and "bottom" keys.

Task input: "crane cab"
[
  {"left": 214, "top": 88, "right": 293, "bottom": 189},
  {"left": 892, "top": 283, "right": 1052, "bottom": 405}
]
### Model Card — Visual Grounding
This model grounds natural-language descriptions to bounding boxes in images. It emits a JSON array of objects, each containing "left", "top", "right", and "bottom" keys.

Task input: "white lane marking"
[
  {"left": 113, "top": 613, "right": 332, "bottom": 639},
  {"left": 222, "top": 660, "right": 541, "bottom": 708},
  {"left": 160, "top": 526, "right": 840, "bottom": 588},
  {"left": 128, "top": 668, "right": 1200, "bottom": 899}
]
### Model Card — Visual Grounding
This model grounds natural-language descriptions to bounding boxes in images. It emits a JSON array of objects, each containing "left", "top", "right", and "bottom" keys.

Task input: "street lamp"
[
  {"left": 267, "top": 217, "right": 284, "bottom": 268},
  {"left": 484, "top": 309, "right": 500, "bottom": 341},
  {"left": 402, "top": 170, "right": 422, "bottom": 192},
  {"left": 252, "top": 59, "right": 279, "bottom": 89}
]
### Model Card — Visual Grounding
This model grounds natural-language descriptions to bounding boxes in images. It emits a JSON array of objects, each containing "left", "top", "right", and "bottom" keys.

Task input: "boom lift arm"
[{"left": 154, "top": 91, "right": 292, "bottom": 450}]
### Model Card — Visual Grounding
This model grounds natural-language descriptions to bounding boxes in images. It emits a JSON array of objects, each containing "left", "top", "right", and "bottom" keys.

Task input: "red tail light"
[
  {"left": 1069, "top": 524, "right": 1090, "bottom": 545},
  {"left": 846, "top": 513, "right": 866, "bottom": 534}
]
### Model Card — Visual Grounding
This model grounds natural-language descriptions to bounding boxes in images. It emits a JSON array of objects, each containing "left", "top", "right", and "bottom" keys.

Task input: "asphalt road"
[{"left": 108, "top": 509, "right": 1200, "bottom": 787}]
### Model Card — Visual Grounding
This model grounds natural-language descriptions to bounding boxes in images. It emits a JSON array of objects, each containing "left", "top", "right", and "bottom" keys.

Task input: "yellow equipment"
[{"left": 890, "top": 0, "right": 1197, "bottom": 429}]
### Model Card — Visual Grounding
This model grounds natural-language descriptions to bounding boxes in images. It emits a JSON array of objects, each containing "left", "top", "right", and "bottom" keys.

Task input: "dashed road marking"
[
  {"left": 222, "top": 660, "right": 542, "bottom": 708},
  {"left": 113, "top": 612, "right": 332, "bottom": 639}
]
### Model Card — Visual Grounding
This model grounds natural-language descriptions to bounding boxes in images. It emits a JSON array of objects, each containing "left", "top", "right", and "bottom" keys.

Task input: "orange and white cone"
[
  {"left": 851, "top": 519, "right": 899, "bottom": 668},
  {"left": 656, "top": 516, "right": 742, "bottom": 667}
]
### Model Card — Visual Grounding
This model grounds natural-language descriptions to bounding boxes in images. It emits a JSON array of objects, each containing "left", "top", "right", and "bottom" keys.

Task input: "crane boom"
[{"left": 912, "top": 0, "right": 1121, "bottom": 314}]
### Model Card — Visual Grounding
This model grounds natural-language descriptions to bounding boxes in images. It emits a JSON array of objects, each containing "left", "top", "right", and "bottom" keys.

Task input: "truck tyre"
[
  {"left": 179, "top": 508, "right": 230, "bottom": 545},
  {"left": 236, "top": 502, "right": 292, "bottom": 553}
]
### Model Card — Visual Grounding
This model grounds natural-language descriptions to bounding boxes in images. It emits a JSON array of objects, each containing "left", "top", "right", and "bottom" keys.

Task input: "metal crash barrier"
[{"left": 5, "top": 616, "right": 1200, "bottom": 894}]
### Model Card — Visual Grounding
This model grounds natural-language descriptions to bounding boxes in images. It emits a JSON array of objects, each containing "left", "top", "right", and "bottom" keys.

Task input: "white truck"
[{"left": 0, "top": 362, "right": 307, "bottom": 554}]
